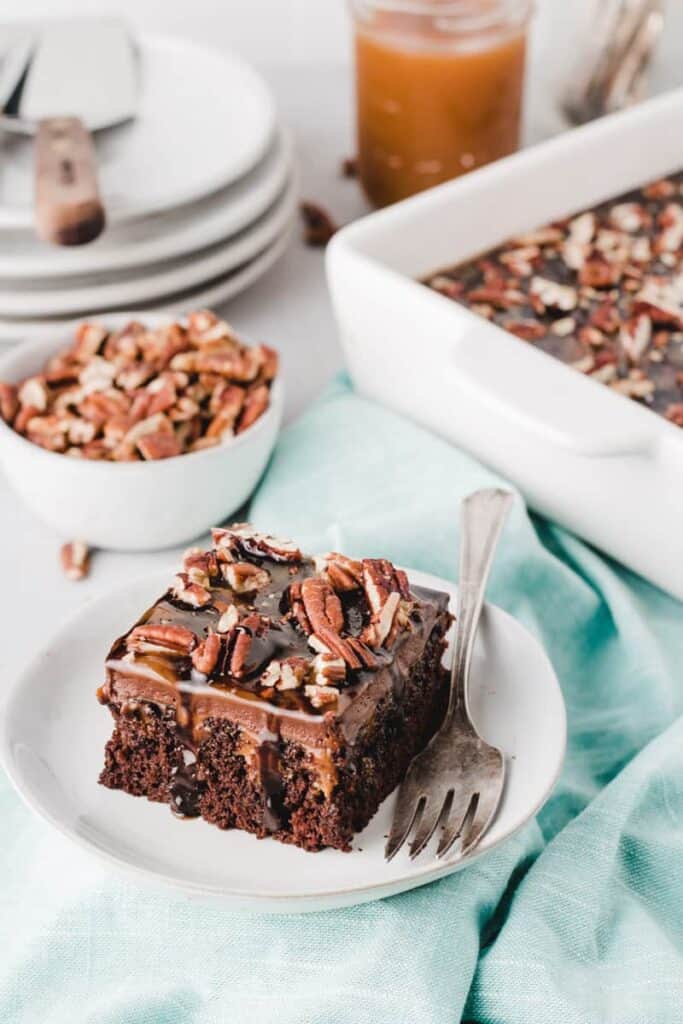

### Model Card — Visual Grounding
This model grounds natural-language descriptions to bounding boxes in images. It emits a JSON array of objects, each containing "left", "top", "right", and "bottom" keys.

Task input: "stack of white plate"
[{"left": 0, "top": 36, "right": 297, "bottom": 340}]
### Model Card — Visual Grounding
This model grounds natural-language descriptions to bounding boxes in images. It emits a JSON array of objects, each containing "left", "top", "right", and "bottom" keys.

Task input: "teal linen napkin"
[{"left": 1, "top": 374, "right": 682, "bottom": 1024}]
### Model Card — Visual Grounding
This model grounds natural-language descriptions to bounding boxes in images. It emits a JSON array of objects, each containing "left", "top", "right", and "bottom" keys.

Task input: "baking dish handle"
[{"left": 451, "top": 331, "right": 659, "bottom": 458}]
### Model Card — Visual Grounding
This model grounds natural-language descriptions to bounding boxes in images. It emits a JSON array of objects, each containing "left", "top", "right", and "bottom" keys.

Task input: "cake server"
[
  {"left": 385, "top": 488, "right": 512, "bottom": 862},
  {"left": 0, "top": 18, "right": 137, "bottom": 245}
]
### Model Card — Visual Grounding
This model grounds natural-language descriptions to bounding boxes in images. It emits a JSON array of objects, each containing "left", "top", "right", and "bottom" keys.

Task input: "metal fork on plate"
[{"left": 385, "top": 487, "right": 513, "bottom": 862}]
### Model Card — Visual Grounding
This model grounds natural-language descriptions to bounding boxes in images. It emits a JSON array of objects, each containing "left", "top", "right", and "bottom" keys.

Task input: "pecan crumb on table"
[
  {"left": 300, "top": 200, "right": 339, "bottom": 247},
  {"left": 60, "top": 541, "right": 91, "bottom": 581},
  {"left": 425, "top": 174, "right": 683, "bottom": 425},
  {"left": 0, "top": 311, "right": 278, "bottom": 461}
]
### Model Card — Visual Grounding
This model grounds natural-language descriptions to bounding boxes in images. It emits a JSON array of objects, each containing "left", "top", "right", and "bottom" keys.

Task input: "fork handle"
[{"left": 448, "top": 488, "right": 513, "bottom": 722}]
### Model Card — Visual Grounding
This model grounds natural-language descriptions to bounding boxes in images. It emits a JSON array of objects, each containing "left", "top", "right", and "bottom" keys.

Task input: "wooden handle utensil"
[{"left": 34, "top": 116, "right": 105, "bottom": 246}]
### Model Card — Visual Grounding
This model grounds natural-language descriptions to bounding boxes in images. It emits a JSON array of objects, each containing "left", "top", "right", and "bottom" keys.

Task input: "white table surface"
[{"left": 1, "top": 10, "right": 682, "bottom": 687}]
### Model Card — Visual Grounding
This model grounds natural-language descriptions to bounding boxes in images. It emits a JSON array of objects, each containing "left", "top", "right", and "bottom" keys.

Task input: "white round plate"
[
  {"left": 0, "top": 35, "right": 276, "bottom": 230},
  {"left": 0, "top": 568, "right": 566, "bottom": 913},
  {"left": 0, "top": 173, "right": 297, "bottom": 318},
  {"left": 0, "top": 227, "right": 293, "bottom": 343},
  {"left": 0, "top": 128, "right": 292, "bottom": 279}
]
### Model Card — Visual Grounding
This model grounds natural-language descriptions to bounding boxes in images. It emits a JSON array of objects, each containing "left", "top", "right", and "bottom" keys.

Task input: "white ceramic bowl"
[
  {"left": 327, "top": 89, "right": 683, "bottom": 601},
  {"left": 0, "top": 315, "right": 283, "bottom": 550}
]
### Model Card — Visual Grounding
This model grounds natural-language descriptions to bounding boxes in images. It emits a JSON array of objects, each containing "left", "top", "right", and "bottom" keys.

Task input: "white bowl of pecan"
[{"left": 0, "top": 311, "right": 283, "bottom": 550}]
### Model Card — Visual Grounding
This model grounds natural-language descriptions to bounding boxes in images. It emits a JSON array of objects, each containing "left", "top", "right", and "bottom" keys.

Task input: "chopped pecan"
[
  {"left": 213, "top": 524, "right": 302, "bottom": 563},
  {"left": 346, "top": 636, "right": 381, "bottom": 669},
  {"left": 0, "top": 382, "right": 18, "bottom": 423},
  {"left": 71, "top": 322, "right": 107, "bottom": 362},
  {"left": 579, "top": 258, "right": 622, "bottom": 288},
  {"left": 171, "top": 573, "right": 212, "bottom": 608},
  {"left": 315, "top": 552, "right": 363, "bottom": 591},
  {"left": 609, "top": 202, "right": 648, "bottom": 233},
  {"left": 655, "top": 203, "right": 683, "bottom": 253},
  {"left": 229, "top": 627, "right": 252, "bottom": 677},
  {"left": 362, "top": 558, "right": 407, "bottom": 614},
  {"left": 191, "top": 632, "right": 222, "bottom": 675},
  {"left": 362, "top": 591, "right": 401, "bottom": 648},
  {"left": 236, "top": 385, "right": 270, "bottom": 434},
  {"left": 300, "top": 200, "right": 339, "bottom": 247},
  {"left": 311, "top": 626, "right": 362, "bottom": 669},
  {"left": 127, "top": 623, "right": 197, "bottom": 656},
  {"left": 13, "top": 404, "right": 41, "bottom": 435},
  {"left": 287, "top": 581, "right": 312, "bottom": 634},
  {"left": 208, "top": 381, "right": 245, "bottom": 418},
  {"left": 530, "top": 276, "right": 577, "bottom": 311},
  {"left": 505, "top": 320, "right": 547, "bottom": 341},
  {"left": 216, "top": 603, "right": 239, "bottom": 633},
  {"left": 361, "top": 559, "right": 410, "bottom": 648},
  {"left": 183, "top": 548, "right": 219, "bottom": 588},
  {"left": 18, "top": 376, "right": 48, "bottom": 412},
  {"left": 311, "top": 652, "right": 346, "bottom": 686},
  {"left": 305, "top": 683, "right": 339, "bottom": 708},
  {"left": 277, "top": 657, "right": 309, "bottom": 690},
  {"left": 620, "top": 313, "right": 652, "bottom": 363},
  {"left": 25, "top": 414, "right": 69, "bottom": 452},
  {"left": 665, "top": 402, "right": 683, "bottom": 426},
  {"left": 60, "top": 540, "right": 90, "bottom": 581},
  {"left": 254, "top": 345, "right": 279, "bottom": 383},
  {"left": 222, "top": 561, "right": 270, "bottom": 594},
  {"left": 3, "top": 312, "right": 277, "bottom": 460},
  {"left": 301, "top": 577, "right": 344, "bottom": 634},
  {"left": 137, "top": 431, "right": 182, "bottom": 460}
]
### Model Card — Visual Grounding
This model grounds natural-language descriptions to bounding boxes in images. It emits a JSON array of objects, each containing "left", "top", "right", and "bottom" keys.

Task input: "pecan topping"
[
  {"left": 191, "top": 632, "right": 222, "bottom": 675},
  {"left": 127, "top": 623, "right": 197, "bottom": 656},
  {"left": 426, "top": 171, "right": 683, "bottom": 426},
  {"left": 315, "top": 552, "right": 363, "bottom": 592},
  {"left": 229, "top": 628, "right": 252, "bottom": 677},
  {"left": 312, "top": 652, "right": 346, "bottom": 686},
  {"left": 216, "top": 603, "right": 239, "bottom": 633},
  {"left": 60, "top": 540, "right": 90, "bottom": 581},
  {"left": 287, "top": 581, "right": 312, "bottom": 634},
  {"left": 182, "top": 548, "right": 218, "bottom": 588},
  {"left": 222, "top": 561, "right": 270, "bottom": 594},
  {"left": 304, "top": 683, "right": 340, "bottom": 708},
  {"left": 171, "top": 573, "right": 212, "bottom": 608},
  {"left": 301, "top": 577, "right": 344, "bottom": 635},
  {"left": 213, "top": 523, "right": 302, "bottom": 563},
  {"left": 277, "top": 657, "right": 309, "bottom": 690},
  {"left": 310, "top": 627, "right": 362, "bottom": 670}
]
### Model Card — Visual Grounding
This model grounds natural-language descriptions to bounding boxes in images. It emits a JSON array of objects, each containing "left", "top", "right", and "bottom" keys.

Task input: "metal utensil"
[
  {"left": 0, "top": 17, "right": 137, "bottom": 245},
  {"left": 385, "top": 487, "right": 512, "bottom": 862},
  {"left": 562, "top": 0, "right": 665, "bottom": 126}
]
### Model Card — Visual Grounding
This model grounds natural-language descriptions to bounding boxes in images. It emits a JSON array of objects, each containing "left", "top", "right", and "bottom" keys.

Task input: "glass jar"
[{"left": 349, "top": 0, "right": 533, "bottom": 207}]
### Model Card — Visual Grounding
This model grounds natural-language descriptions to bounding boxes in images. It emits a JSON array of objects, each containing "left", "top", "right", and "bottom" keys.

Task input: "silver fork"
[{"left": 385, "top": 487, "right": 513, "bottom": 862}]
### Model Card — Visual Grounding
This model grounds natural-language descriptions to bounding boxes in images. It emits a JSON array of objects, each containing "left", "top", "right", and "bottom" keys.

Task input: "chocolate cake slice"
[{"left": 98, "top": 525, "right": 452, "bottom": 852}]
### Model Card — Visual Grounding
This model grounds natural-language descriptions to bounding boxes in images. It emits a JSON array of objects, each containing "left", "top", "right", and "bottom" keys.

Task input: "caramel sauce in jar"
[{"left": 351, "top": 0, "right": 531, "bottom": 207}]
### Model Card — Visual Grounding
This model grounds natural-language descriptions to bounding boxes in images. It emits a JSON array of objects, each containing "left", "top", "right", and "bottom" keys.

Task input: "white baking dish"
[{"left": 327, "top": 88, "right": 683, "bottom": 600}]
